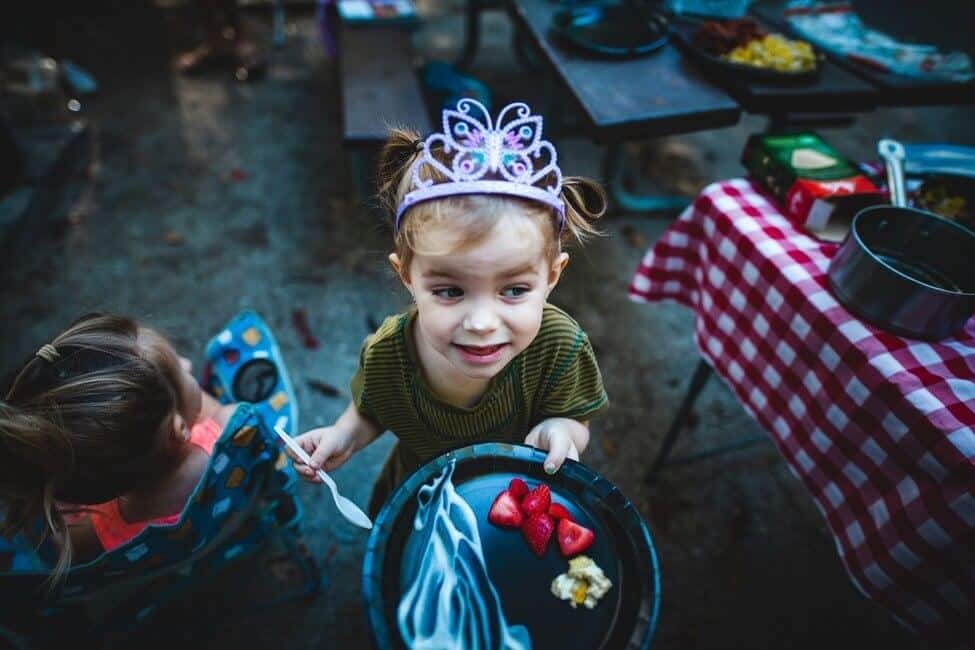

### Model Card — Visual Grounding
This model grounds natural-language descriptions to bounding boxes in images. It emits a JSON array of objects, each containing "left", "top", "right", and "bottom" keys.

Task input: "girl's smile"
[{"left": 452, "top": 342, "right": 510, "bottom": 365}]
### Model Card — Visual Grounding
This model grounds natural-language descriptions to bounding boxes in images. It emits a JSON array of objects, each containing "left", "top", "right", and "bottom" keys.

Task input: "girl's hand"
[
  {"left": 288, "top": 425, "right": 357, "bottom": 482},
  {"left": 524, "top": 418, "right": 583, "bottom": 475}
]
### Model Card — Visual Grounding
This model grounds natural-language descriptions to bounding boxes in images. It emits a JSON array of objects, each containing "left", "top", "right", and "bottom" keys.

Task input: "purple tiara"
[{"left": 395, "top": 99, "right": 565, "bottom": 232}]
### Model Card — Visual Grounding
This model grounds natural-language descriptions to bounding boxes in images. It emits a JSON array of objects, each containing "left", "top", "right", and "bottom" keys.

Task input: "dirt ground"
[{"left": 2, "top": 2, "right": 971, "bottom": 648}]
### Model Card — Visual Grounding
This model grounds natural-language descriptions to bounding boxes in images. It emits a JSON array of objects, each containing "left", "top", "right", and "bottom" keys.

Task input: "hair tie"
[
  {"left": 36, "top": 344, "right": 60, "bottom": 363},
  {"left": 397, "top": 139, "right": 425, "bottom": 170}
]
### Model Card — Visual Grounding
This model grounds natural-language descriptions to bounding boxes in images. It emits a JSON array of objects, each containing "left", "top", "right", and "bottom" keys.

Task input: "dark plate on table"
[
  {"left": 550, "top": 4, "right": 669, "bottom": 59},
  {"left": 362, "top": 443, "right": 661, "bottom": 650},
  {"left": 668, "top": 15, "right": 823, "bottom": 84}
]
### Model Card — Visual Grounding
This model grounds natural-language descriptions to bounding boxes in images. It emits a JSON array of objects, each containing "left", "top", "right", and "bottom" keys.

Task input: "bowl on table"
[
  {"left": 828, "top": 139, "right": 975, "bottom": 340},
  {"left": 669, "top": 15, "right": 823, "bottom": 83},
  {"left": 827, "top": 205, "right": 975, "bottom": 340}
]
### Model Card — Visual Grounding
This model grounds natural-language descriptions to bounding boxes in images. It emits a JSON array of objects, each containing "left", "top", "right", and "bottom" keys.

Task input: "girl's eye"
[
  {"left": 432, "top": 287, "right": 464, "bottom": 299},
  {"left": 501, "top": 286, "right": 530, "bottom": 298}
]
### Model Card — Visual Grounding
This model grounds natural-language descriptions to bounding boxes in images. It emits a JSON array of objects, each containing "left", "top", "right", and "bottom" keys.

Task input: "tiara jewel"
[{"left": 395, "top": 99, "right": 565, "bottom": 232}]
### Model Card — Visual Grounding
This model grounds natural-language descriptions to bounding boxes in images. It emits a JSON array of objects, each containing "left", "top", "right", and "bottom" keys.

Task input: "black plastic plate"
[
  {"left": 362, "top": 443, "right": 661, "bottom": 650},
  {"left": 550, "top": 4, "right": 669, "bottom": 59}
]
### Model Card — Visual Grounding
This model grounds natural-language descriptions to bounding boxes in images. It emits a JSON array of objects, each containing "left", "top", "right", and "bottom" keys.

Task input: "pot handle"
[{"left": 878, "top": 138, "right": 907, "bottom": 208}]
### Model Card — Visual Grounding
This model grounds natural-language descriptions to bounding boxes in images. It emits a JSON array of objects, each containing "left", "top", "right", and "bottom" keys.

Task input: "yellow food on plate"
[
  {"left": 723, "top": 34, "right": 816, "bottom": 73},
  {"left": 550, "top": 555, "right": 613, "bottom": 609}
]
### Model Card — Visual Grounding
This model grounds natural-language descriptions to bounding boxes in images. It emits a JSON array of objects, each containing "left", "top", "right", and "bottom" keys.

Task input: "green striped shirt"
[{"left": 352, "top": 303, "right": 608, "bottom": 480}]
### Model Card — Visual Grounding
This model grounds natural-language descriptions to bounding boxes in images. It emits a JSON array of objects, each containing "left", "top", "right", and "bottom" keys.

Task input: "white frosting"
[{"left": 397, "top": 460, "right": 532, "bottom": 649}]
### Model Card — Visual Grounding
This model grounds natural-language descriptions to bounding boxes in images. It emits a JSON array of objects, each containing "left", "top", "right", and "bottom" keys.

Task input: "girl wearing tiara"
[{"left": 288, "top": 100, "right": 609, "bottom": 515}]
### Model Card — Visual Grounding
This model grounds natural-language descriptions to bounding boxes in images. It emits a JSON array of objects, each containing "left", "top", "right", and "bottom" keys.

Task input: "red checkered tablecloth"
[{"left": 629, "top": 179, "right": 975, "bottom": 644}]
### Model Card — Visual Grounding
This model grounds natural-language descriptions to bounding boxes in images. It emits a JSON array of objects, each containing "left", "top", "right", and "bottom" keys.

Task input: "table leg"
[
  {"left": 512, "top": 23, "right": 540, "bottom": 72},
  {"left": 456, "top": 0, "right": 485, "bottom": 69},
  {"left": 347, "top": 146, "right": 377, "bottom": 204},
  {"left": 645, "top": 358, "right": 767, "bottom": 484},
  {"left": 602, "top": 143, "right": 690, "bottom": 216},
  {"left": 645, "top": 359, "right": 713, "bottom": 484}
]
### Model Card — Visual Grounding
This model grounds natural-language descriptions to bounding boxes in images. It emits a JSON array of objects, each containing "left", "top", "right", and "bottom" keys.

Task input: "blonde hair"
[
  {"left": 0, "top": 314, "right": 186, "bottom": 584},
  {"left": 376, "top": 127, "right": 607, "bottom": 271}
]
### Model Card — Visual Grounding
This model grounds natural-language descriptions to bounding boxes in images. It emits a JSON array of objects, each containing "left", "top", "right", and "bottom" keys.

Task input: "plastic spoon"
[{"left": 273, "top": 425, "right": 373, "bottom": 530}]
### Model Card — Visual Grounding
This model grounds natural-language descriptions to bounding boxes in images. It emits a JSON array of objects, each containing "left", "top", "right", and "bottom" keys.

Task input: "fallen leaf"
[
  {"left": 292, "top": 309, "right": 320, "bottom": 349},
  {"left": 307, "top": 378, "right": 343, "bottom": 398},
  {"left": 621, "top": 224, "right": 647, "bottom": 249},
  {"left": 324, "top": 544, "right": 338, "bottom": 566}
]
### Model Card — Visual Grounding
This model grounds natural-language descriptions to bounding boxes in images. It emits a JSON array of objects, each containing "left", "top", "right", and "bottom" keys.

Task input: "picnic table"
[
  {"left": 338, "top": 10, "right": 431, "bottom": 198},
  {"left": 505, "top": 0, "right": 888, "bottom": 213},
  {"left": 501, "top": 0, "right": 975, "bottom": 214},
  {"left": 628, "top": 178, "right": 975, "bottom": 645}
]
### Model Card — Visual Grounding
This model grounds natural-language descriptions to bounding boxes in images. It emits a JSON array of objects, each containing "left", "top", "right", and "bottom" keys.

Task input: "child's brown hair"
[
  {"left": 376, "top": 127, "right": 607, "bottom": 272},
  {"left": 0, "top": 313, "right": 188, "bottom": 581}
]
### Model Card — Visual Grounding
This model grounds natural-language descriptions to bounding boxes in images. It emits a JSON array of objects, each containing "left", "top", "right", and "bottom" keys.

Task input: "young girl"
[
  {"left": 0, "top": 313, "right": 237, "bottom": 581},
  {"left": 289, "top": 99, "right": 610, "bottom": 515}
]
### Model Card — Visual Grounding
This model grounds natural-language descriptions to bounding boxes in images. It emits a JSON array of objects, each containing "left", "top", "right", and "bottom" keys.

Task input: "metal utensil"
[
  {"left": 827, "top": 139, "right": 975, "bottom": 340},
  {"left": 273, "top": 425, "right": 373, "bottom": 530},
  {"left": 878, "top": 138, "right": 907, "bottom": 207}
]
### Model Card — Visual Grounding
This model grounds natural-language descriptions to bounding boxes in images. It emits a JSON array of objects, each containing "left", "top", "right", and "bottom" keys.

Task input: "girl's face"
[
  {"left": 393, "top": 213, "right": 568, "bottom": 383},
  {"left": 175, "top": 354, "right": 203, "bottom": 427},
  {"left": 139, "top": 328, "right": 203, "bottom": 437}
]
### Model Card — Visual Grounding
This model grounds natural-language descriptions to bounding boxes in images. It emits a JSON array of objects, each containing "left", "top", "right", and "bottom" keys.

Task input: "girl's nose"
[{"left": 463, "top": 303, "right": 499, "bottom": 333}]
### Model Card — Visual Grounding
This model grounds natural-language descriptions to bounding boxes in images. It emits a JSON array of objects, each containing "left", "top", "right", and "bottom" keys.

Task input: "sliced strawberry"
[
  {"left": 488, "top": 490, "right": 524, "bottom": 529},
  {"left": 521, "top": 484, "right": 551, "bottom": 516},
  {"left": 521, "top": 512, "right": 555, "bottom": 557},
  {"left": 508, "top": 478, "right": 529, "bottom": 501},
  {"left": 547, "top": 503, "right": 573, "bottom": 522},
  {"left": 556, "top": 519, "right": 594, "bottom": 557}
]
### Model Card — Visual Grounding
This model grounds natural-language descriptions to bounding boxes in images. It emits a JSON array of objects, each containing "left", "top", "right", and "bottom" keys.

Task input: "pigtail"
[
  {"left": 377, "top": 126, "right": 424, "bottom": 221},
  {"left": 0, "top": 400, "right": 75, "bottom": 584},
  {"left": 559, "top": 176, "right": 607, "bottom": 247}
]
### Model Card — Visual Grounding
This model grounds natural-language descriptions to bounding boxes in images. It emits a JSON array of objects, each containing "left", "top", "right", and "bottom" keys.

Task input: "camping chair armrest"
[{"left": 62, "top": 468, "right": 273, "bottom": 621}]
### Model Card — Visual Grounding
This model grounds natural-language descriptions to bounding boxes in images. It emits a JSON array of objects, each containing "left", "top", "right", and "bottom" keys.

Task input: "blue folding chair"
[{"left": 202, "top": 309, "right": 299, "bottom": 436}]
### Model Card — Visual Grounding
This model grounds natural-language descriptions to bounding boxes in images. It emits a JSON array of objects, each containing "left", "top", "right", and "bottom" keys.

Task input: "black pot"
[{"left": 827, "top": 205, "right": 975, "bottom": 340}]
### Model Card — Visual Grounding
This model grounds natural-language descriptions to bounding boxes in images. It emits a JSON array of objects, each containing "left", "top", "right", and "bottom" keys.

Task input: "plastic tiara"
[{"left": 395, "top": 99, "right": 565, "bottom": 232}]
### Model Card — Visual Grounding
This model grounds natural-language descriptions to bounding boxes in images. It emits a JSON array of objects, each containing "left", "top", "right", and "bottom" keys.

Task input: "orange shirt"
[{"left": 86, "top": 417, "right": 222, "bottom": 552}]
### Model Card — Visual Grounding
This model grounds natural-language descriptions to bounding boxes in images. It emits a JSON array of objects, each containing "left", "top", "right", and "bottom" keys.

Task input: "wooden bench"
[{"left": 339, "top": 23, "right": 432, "bottom": 198}]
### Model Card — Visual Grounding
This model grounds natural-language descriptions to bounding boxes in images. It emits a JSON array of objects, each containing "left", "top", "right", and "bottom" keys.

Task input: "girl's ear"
[
  {"left": 389, "top": 253, "right": 412, "bottom": 289},
  {"left": 170, "top": 413, "right": 190, "bottom": 443},
  {"left": 545, "top": 252, "right": 570, "bottom": 297}
]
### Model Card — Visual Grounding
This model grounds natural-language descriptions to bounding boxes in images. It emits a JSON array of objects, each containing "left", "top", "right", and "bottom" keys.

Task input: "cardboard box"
[{"left": 742, "top": 132, "right": 885, "bottom": 241}]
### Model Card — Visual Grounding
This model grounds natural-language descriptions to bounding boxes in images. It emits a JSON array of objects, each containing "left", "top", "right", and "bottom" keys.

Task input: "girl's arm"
[
  {"left": 199, "top": 390, "right": 237, "bottom": 428},
  {"left": 334, "top": 400, "right": 384, "bottom": 453}
]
